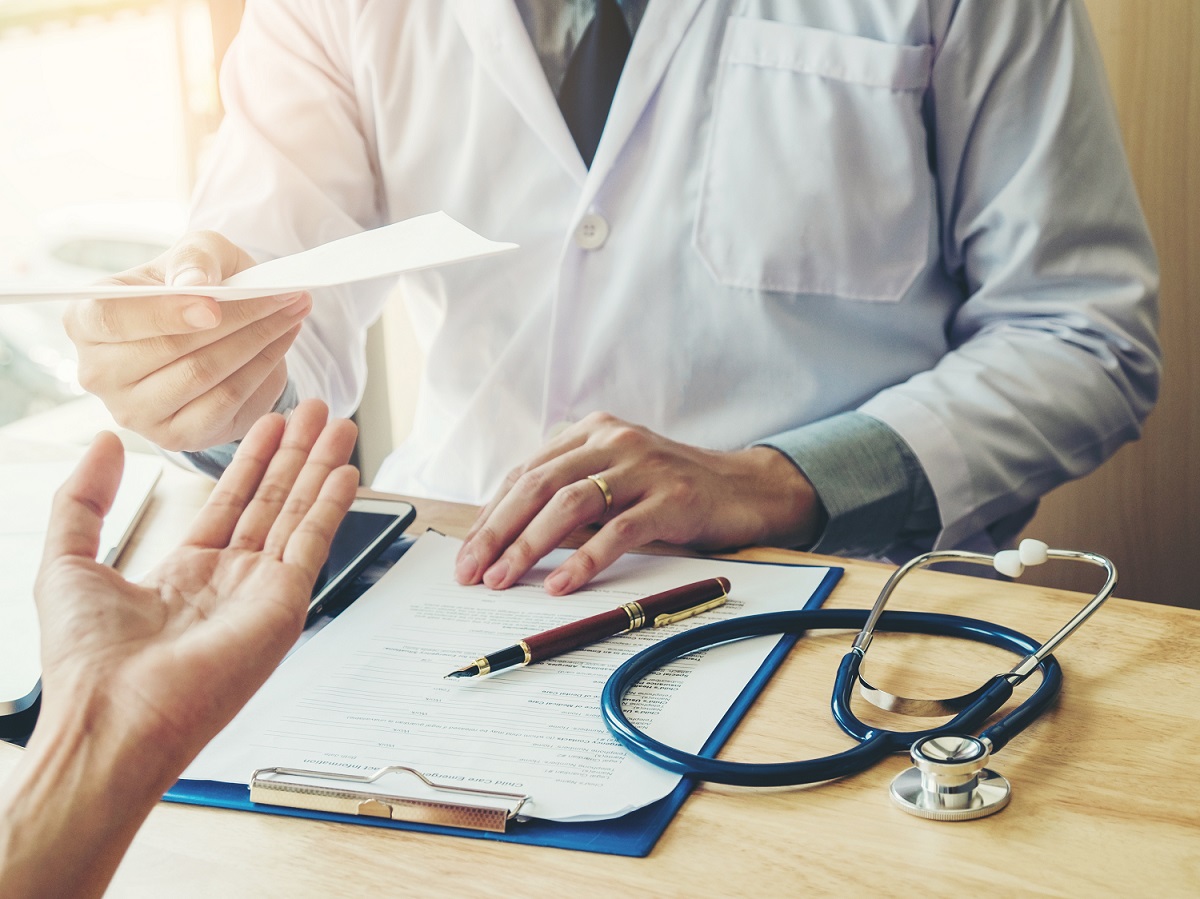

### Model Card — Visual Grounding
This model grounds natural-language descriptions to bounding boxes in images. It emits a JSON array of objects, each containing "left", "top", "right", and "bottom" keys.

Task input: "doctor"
[{"left": 63, "top": 1, "right": 1160, "bottom": 594}]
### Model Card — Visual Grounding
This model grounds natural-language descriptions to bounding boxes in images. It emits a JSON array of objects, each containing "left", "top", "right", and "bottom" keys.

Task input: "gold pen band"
[
  {"left": 473, "top": 641, "right": 531, "bottom": 676},
  {"left": 621, "top": 601, "right": 646, "bottom": 632}
]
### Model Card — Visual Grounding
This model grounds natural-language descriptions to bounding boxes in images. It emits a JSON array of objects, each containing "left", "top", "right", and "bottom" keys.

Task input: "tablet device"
[{"left": 305, "top": 497, "right": 416, "bottom": 625}]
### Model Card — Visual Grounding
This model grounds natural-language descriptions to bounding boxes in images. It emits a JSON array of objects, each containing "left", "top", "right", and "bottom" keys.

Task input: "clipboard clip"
[{"left": 250, "top": 764, "right": 531, "bottom": 833}]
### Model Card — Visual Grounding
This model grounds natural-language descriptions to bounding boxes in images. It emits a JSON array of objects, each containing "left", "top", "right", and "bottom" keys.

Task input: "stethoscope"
[{"left": 601, "top": 540, "right": 1117, "bottom": 821}]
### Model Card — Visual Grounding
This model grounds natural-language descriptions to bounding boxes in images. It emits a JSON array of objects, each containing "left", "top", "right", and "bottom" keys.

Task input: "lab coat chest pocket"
[{"left": 693, "top": 19, "right": 934, "bottom": 301}]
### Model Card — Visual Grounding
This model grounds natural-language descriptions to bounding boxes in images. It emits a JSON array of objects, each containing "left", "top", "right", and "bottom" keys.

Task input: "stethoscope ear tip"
[
  {"left": 889, "top": 735, "right": 1011, "bottom": 821},
  {"left": 993, "top": 539, "right": 1052, "bottom": 577}
]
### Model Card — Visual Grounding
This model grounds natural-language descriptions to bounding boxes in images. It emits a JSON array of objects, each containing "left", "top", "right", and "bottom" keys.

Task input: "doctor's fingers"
[
  {"left": 77, "top": 295, "right": 309, "bottom": 416},
  {"left": 483, "top": 464, "right": 715, "bottom": 595},
  {"left": 108, "top": 321, "right": 303, "bottom": 452},
  {"left": 472, "top": 471, "right": 627, "bottom": 592},
  {"left": 456, "top": 445, "right": 613, "bottom": 587},
  {"left": 64, "top": 285, "right": 309, "bottom": 350},
  {"left": 457, "top": 412, "right": 640, "bottom": 561},
  {"left": 161, "top": 228, "right": 258, "bottom": 289},
  {"left": 460, "top": 430, "right": 592, "bottom": 552},
  {"left": 61, "top": 231, "right": 257, "bottom": 342},
  {"left": 477, "top": 480, "right": 678, "bottom": 596},
  {"left": 543, "top": 499, "right": 681, "bottom": 596}
]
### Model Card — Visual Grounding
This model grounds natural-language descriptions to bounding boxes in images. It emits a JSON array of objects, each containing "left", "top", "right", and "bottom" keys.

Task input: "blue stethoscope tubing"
[{"left": 600, "top": 608, "right": 1063, "bottom": 788}]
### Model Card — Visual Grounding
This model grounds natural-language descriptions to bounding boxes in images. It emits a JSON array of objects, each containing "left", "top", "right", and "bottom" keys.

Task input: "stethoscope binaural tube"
[{"left": 600, "top": 608, "right": 1063, "bottom": 787}]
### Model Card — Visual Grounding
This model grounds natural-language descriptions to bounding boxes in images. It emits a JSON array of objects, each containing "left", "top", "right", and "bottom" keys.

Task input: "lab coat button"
[{"left": 574, "top": 214, "right": 609, "bottom": 250}]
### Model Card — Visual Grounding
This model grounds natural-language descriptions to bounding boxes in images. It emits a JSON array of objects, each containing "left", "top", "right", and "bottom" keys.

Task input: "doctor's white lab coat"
[{"left": 189, "top": 0, "right": 1160, "bottom": 554}]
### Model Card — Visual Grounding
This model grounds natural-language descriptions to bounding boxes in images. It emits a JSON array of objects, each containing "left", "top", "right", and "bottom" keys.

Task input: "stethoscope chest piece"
[{"left": 890, "top": 734, "right": 1011, "bottom": 822}]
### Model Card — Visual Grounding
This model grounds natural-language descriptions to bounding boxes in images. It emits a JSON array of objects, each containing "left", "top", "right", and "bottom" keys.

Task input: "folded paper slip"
[{"left": 0, "top": 212, "right": 516, "bottom": 304}]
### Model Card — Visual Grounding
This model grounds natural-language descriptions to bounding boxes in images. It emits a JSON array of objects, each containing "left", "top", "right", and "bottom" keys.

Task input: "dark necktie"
[{"left": 557, "top": 0, "right": 632, "bottom": 168}]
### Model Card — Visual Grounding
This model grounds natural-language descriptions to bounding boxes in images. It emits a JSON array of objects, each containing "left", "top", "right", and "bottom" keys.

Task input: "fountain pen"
[{"left": 446, "top": 576, "right": 731, "bottom": 678}]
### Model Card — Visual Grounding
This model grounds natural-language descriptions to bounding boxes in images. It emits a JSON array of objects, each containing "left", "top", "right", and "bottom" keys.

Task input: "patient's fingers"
[
  {"left": 280, "top": 465, "right": 360, "bottom": 584},
  {"left": 262, "top": 417, "right": 359, "bottom": 560},
  {"left": 40, "top": 432, "right": 125, "bottom": 568},
  {"left": 182, "top": 413, "right": 285, "bottom": 549},
  {"left": 227, "top": 400, "right": 332, "bottom": 552}
]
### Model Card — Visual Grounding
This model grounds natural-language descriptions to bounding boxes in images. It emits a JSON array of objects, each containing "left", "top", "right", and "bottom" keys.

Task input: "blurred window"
[{"left": 0, "top": 0, "right": 239, "bottom": 428}]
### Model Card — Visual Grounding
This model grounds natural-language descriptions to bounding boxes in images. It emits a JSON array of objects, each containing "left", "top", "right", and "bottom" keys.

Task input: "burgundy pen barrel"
[
  {"left": 524, "top": 606, "right": 634, "bottom": 660},
  {"left": 522, "top": 577, "right": 731, "bottom": 662}
]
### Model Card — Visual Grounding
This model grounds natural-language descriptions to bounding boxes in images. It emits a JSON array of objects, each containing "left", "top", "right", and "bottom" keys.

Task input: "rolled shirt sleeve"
[{"left": 759, "top": 412, "right": 940, "bottom": 558}]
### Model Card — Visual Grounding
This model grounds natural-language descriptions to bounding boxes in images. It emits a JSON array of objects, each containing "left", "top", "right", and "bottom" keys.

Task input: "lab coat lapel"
[
  {"left": 585, "top": 0, "right": 707, "bottom": 187},
  {"left": 450, "top": 0, "right": 586, "bottom": 184}
]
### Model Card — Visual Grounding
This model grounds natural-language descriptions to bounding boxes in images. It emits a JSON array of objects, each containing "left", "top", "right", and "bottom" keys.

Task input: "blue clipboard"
[{"left": 165, "top": 557, "right": 842, "bottom": 858}]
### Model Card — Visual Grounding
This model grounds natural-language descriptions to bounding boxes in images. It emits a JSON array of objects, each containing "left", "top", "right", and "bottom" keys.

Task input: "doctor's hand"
[
  {"left": 454, "top": 412, "right": 827, "bottom": 595},
  {"left": 62, "top": 230, "right": 313, "bottom": 452},
  {"left": 0, "top": 400, "right": 357, "bottom": 899}
]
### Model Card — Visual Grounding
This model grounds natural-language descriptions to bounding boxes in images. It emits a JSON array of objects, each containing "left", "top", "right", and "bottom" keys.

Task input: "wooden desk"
[{"left": 1, "top": 457, "right": 1198, "bottom": 896}]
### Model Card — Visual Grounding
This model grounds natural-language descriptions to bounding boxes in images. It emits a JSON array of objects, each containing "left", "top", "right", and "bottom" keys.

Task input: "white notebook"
[{"left": 0, "top": 452, "right": 162, "bottom": 715}]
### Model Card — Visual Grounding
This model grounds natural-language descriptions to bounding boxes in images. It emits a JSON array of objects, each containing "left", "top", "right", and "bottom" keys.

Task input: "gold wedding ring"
[{"left": 587, "top": 473, "right": 614, "bottom": 514}]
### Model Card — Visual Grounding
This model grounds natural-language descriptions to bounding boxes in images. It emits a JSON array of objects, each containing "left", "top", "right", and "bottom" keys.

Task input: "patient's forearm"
[{"left": 0, "top": 702, "right": 175, "bottom": 899}]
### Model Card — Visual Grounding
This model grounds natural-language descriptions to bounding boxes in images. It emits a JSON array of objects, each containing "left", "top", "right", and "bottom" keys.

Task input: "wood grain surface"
[{"left": 2, "top": 459, "right": 1197, "bottom": 897}]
